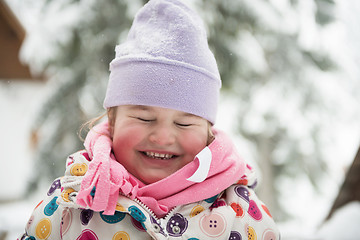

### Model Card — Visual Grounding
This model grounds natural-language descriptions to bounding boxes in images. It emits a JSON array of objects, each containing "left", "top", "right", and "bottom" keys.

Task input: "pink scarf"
[{"left": 76, "top": 121, "right": 245, "bottom": 217}]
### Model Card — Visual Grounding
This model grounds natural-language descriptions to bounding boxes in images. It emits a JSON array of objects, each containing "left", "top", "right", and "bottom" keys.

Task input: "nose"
[{"left": 149, "top": 124, "right": 176, "bottom": 146}]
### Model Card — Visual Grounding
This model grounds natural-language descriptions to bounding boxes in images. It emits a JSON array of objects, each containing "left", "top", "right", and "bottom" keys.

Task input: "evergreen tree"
[
  {"left": 29, "top": 0, "right": 146, "bottom": 190},
  {"left": 198, "top": 0, "right": 337, "bottom": 220}
]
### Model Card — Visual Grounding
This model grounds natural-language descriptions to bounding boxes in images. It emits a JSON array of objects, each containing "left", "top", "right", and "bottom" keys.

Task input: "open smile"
[{"left": 140, "top": 151, "right": 178, "bottom": 160}]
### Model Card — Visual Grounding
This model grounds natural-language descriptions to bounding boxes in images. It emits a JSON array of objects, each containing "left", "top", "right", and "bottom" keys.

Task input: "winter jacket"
[{"left": 20, "top": 150, "right": 279, "bottom": 240}]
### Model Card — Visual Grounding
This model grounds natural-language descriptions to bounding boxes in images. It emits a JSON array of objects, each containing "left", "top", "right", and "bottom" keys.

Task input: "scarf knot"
[{"left": 76, "top": 122, "right": 138, "bottom": 215}]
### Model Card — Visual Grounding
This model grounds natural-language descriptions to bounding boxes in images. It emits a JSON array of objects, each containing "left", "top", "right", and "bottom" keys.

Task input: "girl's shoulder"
[
  {"left": 167, "top": 182, "right": 279, "bottom": 239},
  {"left": 175, "top": 162, "right": 279, "bottom": 239},
  {"left": 64, "top": 149, "right": 92, "bottom": 174}
]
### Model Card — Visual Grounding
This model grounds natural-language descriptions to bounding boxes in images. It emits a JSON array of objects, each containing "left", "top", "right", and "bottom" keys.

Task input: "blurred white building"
[{"left": 0, "top": 0, "right": 47, "bottom": 202}]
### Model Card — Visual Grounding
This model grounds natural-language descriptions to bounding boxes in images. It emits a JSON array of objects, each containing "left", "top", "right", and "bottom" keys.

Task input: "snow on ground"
[
  {"left": 0, "top": 187, "right": 47, "bottom": 240},
  {"left": 317, "top": 201, "right": 360, "bottom": 239}
]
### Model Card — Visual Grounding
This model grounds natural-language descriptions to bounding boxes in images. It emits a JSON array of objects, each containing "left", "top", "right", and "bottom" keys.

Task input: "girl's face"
[{"left": 111, "top": 105, "right": 209, "bottom": 184}]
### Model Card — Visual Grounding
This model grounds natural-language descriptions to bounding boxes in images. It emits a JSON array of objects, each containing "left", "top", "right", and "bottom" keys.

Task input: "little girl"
[{"left": 20, "top": 0, "right": 279, "bottom": 239}]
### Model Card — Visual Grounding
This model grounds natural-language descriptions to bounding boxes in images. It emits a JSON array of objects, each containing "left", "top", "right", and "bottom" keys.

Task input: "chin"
[
  {"left": 142, "top": 177, "right": 162, "bottom": 185},
  {"left": 140, "top": 174, "right": 168, "bottom": 185}
]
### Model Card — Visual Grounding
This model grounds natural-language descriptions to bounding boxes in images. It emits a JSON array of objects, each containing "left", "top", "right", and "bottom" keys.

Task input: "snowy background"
[{"left": 1, "top": 0, "right": 360, "bottom": 239}]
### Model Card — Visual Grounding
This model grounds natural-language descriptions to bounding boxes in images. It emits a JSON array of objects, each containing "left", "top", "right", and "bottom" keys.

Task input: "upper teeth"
[{"left": 145, "top": 152, "right": 174, "bottom": 159}]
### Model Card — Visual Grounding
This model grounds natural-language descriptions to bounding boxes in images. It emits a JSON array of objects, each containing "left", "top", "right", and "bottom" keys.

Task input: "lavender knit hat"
[{"left": 103, "top": 0, "right": 221, "bottom": 124}]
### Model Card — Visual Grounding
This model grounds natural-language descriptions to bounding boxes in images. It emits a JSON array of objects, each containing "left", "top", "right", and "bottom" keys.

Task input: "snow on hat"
[{"left": 103, "top": 0, "right": 221, "bottom": 124}]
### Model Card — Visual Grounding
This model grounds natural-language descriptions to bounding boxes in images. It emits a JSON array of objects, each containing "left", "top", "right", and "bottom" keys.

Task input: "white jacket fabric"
[{"left": 20, "top": 150, "right": 279, "bottom": 240}]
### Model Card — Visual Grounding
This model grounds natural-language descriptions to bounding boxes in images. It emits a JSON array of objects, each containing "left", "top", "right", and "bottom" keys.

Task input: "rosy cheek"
[
  {"left": 113, "top": 135, "right": 132, "bottom": 158},
  {"left": 113, "top": 134, "right": 131, "bottom": 150},
  {"left": 112, "top": 127, "right": 144, "bottom": 159},
  {"left": 181, "top": 133, "right": 207, "bottom": 157}
]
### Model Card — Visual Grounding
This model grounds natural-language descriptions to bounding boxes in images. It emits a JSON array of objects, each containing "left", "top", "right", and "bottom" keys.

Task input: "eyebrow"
[
  {"left": 127, "top": 105, "right": 202, "bottom": 119},
  {"left": 180, "top": 112, "right": 201, "bottom": 118},
  {"left": 127, "top": 105, "right": 151, "bottom": 111}
]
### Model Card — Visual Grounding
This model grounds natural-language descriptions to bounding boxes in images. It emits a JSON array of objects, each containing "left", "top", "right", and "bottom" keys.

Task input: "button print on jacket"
[
  {"left": 35, "top": 218, "right": 52, "bottom": 239},
  {"left": 76, "top": 229, "right": 98, "bottom": 240},
  {"left": 60, "top": 208, "right": 72, "bottom": 237},
  {"left": 199, "top": 212, "right": 226, "bottom": 237},
  {"left": 167, "top": 213, "right": 188, "bottom": 237},
  {"left": 47, "top": 179, "right": 61, "bottom": 196},
  {"left": 44, "top": 197, "right": 59, "bottom": 216}
]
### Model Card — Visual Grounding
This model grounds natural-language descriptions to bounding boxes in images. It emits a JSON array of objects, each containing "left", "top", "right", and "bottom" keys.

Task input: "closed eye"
[
  {"left": 136, "top": 117, "right": 154, "bottom": 122},
  {"left": 175, "top": 122, "right": 192, "bottom": 127}
]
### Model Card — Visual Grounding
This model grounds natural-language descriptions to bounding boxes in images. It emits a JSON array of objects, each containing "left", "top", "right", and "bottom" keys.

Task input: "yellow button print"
[
  {"left": 61, "top": 188, "right": 75, "bottom": 202},
  {"left": 35, "top": 218, "right": 52, "bottom": 239},
  {"left": 247, "top": 225, "right": 257, "bottom": 240},
  {"left": 115, "top": 203, "right": 126, "bottom": 212},
  {"left": 70, "top": 163, "right": 88, "bottom": 176},
  {"left": 112, "top": 231, "right": 130, "bottom": 240},
  {"left": 190, "top": 205, "right": 205, "bottom": 218}
]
